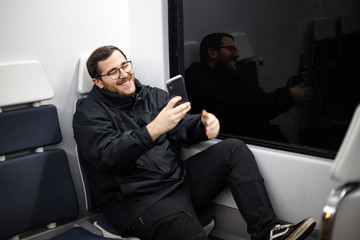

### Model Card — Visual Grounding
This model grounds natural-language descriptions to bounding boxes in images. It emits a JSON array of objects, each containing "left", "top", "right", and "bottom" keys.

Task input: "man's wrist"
[{"left": 146, "top": 122, "right": 162, "bottom": 141}]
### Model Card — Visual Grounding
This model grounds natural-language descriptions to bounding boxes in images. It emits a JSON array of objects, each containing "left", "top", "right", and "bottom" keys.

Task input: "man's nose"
[{"left": 119, "top": 68, "right": 129, "bottom": 77}]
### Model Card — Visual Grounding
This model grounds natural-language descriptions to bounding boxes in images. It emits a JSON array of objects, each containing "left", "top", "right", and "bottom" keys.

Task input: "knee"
[
  {"left": 220, "top": 138, "right": 249, "bottom": 154},
  {"left": 221, "top": 138, "right": 257, "bottom": 165}
]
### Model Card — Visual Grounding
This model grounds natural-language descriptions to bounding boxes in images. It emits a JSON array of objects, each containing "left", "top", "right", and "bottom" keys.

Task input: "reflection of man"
[
  {"left": 73, "top": 45, "right": 316, "bottom": 240},
  {"left": 185, "top": 33, "right": 313, "bottom": 142}
]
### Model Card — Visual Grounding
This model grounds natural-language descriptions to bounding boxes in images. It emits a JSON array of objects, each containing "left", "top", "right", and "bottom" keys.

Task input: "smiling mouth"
[{"left": 118, "top": 78, "right": 131, "bottom": 86}]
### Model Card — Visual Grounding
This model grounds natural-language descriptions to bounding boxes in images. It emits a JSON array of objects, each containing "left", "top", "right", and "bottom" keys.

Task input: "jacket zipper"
[{"left": 132, "top": 93, "right": 141, "bottom": 110}]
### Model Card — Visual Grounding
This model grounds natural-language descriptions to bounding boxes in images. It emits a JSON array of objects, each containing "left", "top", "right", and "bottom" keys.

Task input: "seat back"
[
  {"left": 184, "top": 41, "right": 200, "bottom": 69},
  {"left": 76, "top": 57, "right": 95, "bottom": 211},
  {"left": 0, "top": 60, "right": 54, "bottom": 109},
  {"left": 233, "top": 32, "right": 255, "bottom": 61},
  {"left": 330, "top": 104, "right": 360, "bottom": 182},
  {"left": 311, "top": 17, "right": 344, "bottom": 115},
  {"left": 78, "top": 56, "right": 93, "bottom": 96},
  {"left": 0, "top": 61, "right": 79, "bottom": 240},
  {"left": 338, "top": 13, "right": 360, "bottom": 104},
  {"left": 319, "top": 104, "right": 360, "bottom": 240}
]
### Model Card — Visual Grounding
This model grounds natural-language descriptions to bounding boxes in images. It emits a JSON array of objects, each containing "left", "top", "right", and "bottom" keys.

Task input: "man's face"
[
  {"left": 215, "top": 36, "right": 239, "bottom": 71},
  {"left": 94, "top": 50, "right": 136, "bottom": 95}
]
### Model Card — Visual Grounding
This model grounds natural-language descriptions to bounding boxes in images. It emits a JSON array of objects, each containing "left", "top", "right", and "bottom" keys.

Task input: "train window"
[{"left": 168, "top": 0, "right": 360, "bottom": 158}]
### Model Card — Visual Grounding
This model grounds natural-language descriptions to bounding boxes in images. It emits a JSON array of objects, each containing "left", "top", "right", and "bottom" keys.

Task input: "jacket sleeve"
[
  {"left": 186, "top": 63, "right": 293, "bottom": 122},
  {"left": 232, "top": 85, "right": 293, "bottom": 121},
  {"left": 156, "top": 88, "right": 208, "bottom": 145},
  {"left": 73, "top": 99, "right": 156, "bottom": 173},
  {"left": 168, "top": 113, "right": 208, "bottom": 145}
]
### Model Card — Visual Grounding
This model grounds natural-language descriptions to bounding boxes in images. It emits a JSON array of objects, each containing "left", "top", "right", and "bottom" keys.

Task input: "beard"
[{"left": 214, "top": 57, "right": 238, "bottom": 77}]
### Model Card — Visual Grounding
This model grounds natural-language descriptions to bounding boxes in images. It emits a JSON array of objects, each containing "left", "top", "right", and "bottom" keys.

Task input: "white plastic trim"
[
  {"left": 35, "top": 147, "right": 44, "bottom": 153},
  {"left": 0, "top": 60, "right": 54, "bottom": 108},
  {"left": 8, "top": 235, "right": 19, "bottom": 240},
  {"left": 184, "top": 41, "right": 200, "bottom": 69},
  {"left": 32, "top": 102, "right": 42, "bottom": 107},
  {"left": 331, "top": 104, "right": 360, "bottom": 182},
  {"left": 233, "top": 32, "right": 256, "bottom": 61},
  {"left": 93, "top": 221, "right": 125, "bottom": 239},
  {"left": 78, "top": 56, "right": 93, "bottom": 95},
  {"left": 47, "top": 222, "right": 56, "bottom": 229},
  {"left": 75, "top": 145, "right": 89, "bottom": 211}
]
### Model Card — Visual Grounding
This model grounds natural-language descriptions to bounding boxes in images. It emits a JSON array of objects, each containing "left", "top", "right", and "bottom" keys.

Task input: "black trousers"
[{"left": 126, "top": 139, "right": 278, "bottom": 240}]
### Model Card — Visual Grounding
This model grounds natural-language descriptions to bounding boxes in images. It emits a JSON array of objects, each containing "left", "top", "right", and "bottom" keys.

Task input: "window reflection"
[{"left": 182, "top": 0, "right": 360, "bottom": 154}]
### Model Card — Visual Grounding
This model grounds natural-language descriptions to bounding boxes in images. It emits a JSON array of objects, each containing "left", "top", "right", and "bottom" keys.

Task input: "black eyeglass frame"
[
  {"left": 219, "top": 46, "right": 238, "bottom": 53},
  {"left": 96, "top": 61, "right": 132, "bottom": 80}
]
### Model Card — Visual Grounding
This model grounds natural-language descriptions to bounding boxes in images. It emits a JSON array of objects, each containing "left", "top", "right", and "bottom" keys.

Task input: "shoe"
[{"left": 269, "top": 217, "right": 316, "bottom": 240}]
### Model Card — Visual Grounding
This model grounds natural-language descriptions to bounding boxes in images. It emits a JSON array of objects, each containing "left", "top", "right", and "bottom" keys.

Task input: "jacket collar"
[{"left": 89, "top": 79, "right": 148, "bottom": 107}]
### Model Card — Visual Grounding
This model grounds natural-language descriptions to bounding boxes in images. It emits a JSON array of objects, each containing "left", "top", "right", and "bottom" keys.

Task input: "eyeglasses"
[
  {"left": 97, "top": 61, "right": 132, "bottom": 80},
  {"left": 220, "top": 46, "right": 238, "bottom": 53}
]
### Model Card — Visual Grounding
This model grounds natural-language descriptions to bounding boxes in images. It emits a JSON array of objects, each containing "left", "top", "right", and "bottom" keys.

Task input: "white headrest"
[
  {"left": 331, "top": 104, "right": 360, "bottom": 182},
  {"left": 184, "top": 41, "right": 200, "bottom": 69},
  {"left": 78, "top": 56, "right": 93, "bottom": 95},
  {"left": 232, "top": 32, "right": 255, "bottom": 61},
  {"left": 313, "top": 17, "right": 337, "bottom": 41},
  {"left": 0, "top": 60, "right": 54, "bottom": 108},
  {"left": 340, "top": 13, "right": 360, "bottom": 35}
]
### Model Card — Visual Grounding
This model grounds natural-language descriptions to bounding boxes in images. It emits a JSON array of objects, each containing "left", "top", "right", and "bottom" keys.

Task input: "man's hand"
[
  {"left": 146, "top": 96, "right": 191, "bottom": 141},
  {"left": 201, "top": 110, "right": 220, "bottom": 139},
  {"left": 290, "top": 82, "right": 313, "bottom": 104}
]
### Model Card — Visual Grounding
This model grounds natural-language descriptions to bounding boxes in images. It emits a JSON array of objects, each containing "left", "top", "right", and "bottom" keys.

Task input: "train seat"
[
  {"left": 233, "top": 32, "right": 256, "bottom": 61},
  {"left": 0, "top": 60, "right": 122, "bottom": 240},
  {"left": 184, "top": 41, "right": 200, "bottom": 70},
  {"left": 338, "top": 13, "right": 360, "bottom": 109},
  {"left": 319, "top": 104, "right": 360, "bottom": 239},
  {"left": 311, "top": 16, "right": 352, "bottom": 121}
]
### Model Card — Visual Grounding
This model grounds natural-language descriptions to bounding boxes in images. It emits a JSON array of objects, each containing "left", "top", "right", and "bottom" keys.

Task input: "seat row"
[
  {"left": 311, "top": 13, "right": 360, "bottom": 120},
  {"left": 0, "top": 60, "right": 214, "bottom": 240}
]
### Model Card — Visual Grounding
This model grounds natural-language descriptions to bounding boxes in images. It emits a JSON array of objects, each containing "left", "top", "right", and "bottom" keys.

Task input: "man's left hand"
[{"left": 201, "top": 110, "right": 220, "bottom": 139}]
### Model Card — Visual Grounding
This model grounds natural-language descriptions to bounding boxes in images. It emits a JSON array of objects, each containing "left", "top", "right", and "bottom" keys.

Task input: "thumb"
[
  {"left": 202, "top": 109, "right": 209, "bottom": 126},
  {"left": 202, "top": 109, "right": 209, "bottom": 119},
  {"left": 168, "top": 96, "right": 181, "bottom": 108}
]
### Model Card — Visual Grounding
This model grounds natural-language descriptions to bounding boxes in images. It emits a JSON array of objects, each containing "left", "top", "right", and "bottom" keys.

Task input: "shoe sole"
[{"left": 286, "top": 218, "right": 316, "bottom": 240}]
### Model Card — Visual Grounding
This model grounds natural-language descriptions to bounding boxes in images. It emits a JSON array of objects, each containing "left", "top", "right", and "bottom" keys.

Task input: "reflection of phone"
[
  {"left": 166, "top": 75, "right": 189, "bottom": 106},
  {"left": 289, "top": 50, "right": 306, "bottom": 87}
]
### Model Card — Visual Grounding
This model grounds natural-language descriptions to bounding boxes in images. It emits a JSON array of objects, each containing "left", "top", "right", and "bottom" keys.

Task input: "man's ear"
[
  {"left": 93, "top": 78, "right": 104, "bottom": 89},
  {"left": 207, "top": 48, "right": 218, "bottom": 60}
]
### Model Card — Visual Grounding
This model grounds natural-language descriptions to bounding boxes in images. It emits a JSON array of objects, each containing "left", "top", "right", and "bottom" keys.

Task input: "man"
[
  {"left": 73, "top": 45, "right": 315, "bottom": 240},
  {"left": 185, "top": 33, "right": 313, "bottom": 142}
]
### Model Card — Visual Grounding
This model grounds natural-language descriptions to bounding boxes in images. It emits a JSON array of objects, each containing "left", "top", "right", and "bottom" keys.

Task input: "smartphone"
[{"left": 166, "top": 75, "right": 189, "bottom": 107}]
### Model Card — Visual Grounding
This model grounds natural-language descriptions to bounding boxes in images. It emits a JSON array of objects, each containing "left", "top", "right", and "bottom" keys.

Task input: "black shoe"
[{"left": 269, "top": 217, "right": 316, "bottom": 240}]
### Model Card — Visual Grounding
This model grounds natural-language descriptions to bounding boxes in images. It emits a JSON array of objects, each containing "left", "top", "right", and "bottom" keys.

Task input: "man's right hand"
[
  {"left": 290, "top": 82, "right": 314, "bottom": 104},
  {"left": 146, "top": 96, "right": 191, "bottom": 141}
]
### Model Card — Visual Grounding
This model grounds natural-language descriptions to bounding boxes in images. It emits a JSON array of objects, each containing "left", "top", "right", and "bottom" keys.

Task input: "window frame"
[{"left": 168, "top": 0, "right": 341, "bottom": 159}]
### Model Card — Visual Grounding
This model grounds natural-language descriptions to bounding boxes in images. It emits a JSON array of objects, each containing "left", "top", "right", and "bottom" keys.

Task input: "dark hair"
[
  {"left": 199, "top": 33, "right": 234, "bottom": 63},
  {"left": 87, "top": 45, "right": 127, "bottom": 78}
]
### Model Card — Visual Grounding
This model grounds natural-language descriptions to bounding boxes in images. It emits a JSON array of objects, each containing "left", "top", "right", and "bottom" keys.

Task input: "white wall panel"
[{"left": 0, "top": 0, "right": 168, "bottom": 213}]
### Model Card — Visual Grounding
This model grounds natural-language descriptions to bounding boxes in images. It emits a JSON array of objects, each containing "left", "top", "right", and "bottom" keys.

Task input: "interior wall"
[
  {"left": 183, "top": 0, "right": 257, "bottom": 49},
  {"left": 129, "top": 0, "right": 169, "bottom": 90},
  {"left": 0, "top": 0, "right": 169, "bottom": 213},
  {"left": 255, "top": 0, "right": 353, "bottom": 91}
]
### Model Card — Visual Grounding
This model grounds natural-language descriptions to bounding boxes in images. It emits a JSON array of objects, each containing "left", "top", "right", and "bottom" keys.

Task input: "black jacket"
[
  {"left": 185, "top": 62, "right": 293, "bottom": 142},
  {"left": 73, "top": 79, "right": 207, "bottom": 234}
]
